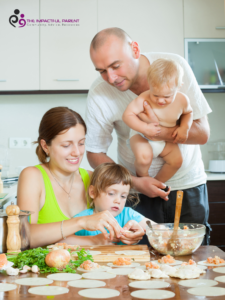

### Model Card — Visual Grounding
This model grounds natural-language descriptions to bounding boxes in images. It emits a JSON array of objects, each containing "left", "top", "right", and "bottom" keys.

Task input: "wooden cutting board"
[{"left": 71, "top": 244, "right": 150, "bottom": 262}]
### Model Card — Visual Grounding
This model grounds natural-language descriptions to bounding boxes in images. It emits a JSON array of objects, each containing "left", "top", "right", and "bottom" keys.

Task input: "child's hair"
[
  {"left": 88, "top": 163, "right": 139, "bottom": 208},
  {"left": 147, "top": 58, "right": 184, "bottom": 89}
]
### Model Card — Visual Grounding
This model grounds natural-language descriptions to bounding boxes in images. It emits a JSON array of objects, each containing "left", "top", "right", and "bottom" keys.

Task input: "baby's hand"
[
  {"left": 144, "top": 123, "right": 161, "bottom": 137},
  {"left": 172, "top": 126, "right": 189, "bottom": 143}
]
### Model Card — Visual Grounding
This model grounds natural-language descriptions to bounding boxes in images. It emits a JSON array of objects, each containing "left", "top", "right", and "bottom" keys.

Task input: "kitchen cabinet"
[
  {"left": 207, "top": 181, "right": 225, "bottom": 251},
  {"left": 184, "top": 0, "right": 225, "bottom": 38},
  {"left": 98, "top": 0, "right": 184, "bottom": 57},
  {"left": 0, "top": 0, "right": 39, "bottom": 91},
  {"left": 40, "top": 0, "right": 98, "bottom": 90}
]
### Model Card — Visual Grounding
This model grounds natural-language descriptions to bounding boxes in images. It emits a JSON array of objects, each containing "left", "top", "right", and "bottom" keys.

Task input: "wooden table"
[{"left": 0, "top": 246, "right": 225, "bottom": 300}]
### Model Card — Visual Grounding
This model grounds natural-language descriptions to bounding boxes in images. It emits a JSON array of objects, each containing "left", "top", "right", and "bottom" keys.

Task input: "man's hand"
[
  {"left": 144, "top": 123, "right": 161, "bottom": 137},
  {"left": 132, "top": 176, "right": 170, "bottom": 201},
  {"left": 120, "top": 220, "right": 145, "bottom": 245},
  {"left": 172, "top": 126, "right": 189, "bottom": 144}
]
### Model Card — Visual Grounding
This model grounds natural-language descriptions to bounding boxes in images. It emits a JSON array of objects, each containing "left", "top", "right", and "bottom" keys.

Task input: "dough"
[
  {"left": 214, "top": 276, "right": 225, "bottom": 283},
  {"left": 15, "top": 278, "right": 53, "bottom": 286},
  {"left": 82, "top": 272, "right": 116, "bottom": 280},
  {"left": 78, "top": 288, "right": 120, "bottom": 298},
  {"left": 115, "top": 251, "right": 147, "bottom": 256},
  {"left": 107, "top": 262, "right": 140, "bottom": 268},
  {"left": 151, "top": 259, "right": 182, "bottom": 266},
  {"left": 28, "top": 286, "right": 69, "bottom": 295},
  {"left": 178, "top": 279, "right": 218, "bottom": 288},
  {"left": 131, "top": 290, "right": 175, "bottom": 299},
  {"left": 213, "top": 267, "right": 225, "bottom": 274},
  {"left": 176, "top": 264, "right": 206, "bottom": 275},
  {"left": 47, "top": 273, "right": 82, "bottom": 281},
  {"left": 147, "top": 269, "right": 169, "bottom": 279},
  {"left": 67, "top": 280, "right": 106, "bottom": 288},
  {"left": 0, "top": 283, "right": 17, "bottom": 292},
  {"left": 187, "top": 287, "right": 225, "bottom": 297},
  {"left": 198, "top": 260, "right": 225, "bottom": 267},
  {"left": 169, "top": 269, "right": 200, "bottom": 279},
  {"left": 77, "top": 266, "right": 111, "bottom": 273},
  {"left": 108, "top": 268, "right": 136, "bottom": 275},
  {"left": 129, "top": 281, "right": 170, "bottom": 289},
  {"left": 128, "top": 268, "right": 150, "bottom": 280}
]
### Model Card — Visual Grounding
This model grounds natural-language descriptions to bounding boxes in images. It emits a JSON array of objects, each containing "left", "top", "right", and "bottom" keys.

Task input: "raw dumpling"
[{"left": 128, "top": 268, "right": 150, "bottom": 280}]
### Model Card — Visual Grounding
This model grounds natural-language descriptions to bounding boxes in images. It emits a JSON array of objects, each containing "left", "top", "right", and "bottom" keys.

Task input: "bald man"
[{"left": 85, "top": 28, "right": 212, "bottom": 245}]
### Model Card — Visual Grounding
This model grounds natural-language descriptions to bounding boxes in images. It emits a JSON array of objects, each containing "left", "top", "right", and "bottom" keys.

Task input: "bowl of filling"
[{"left": 146, "top": 223, "right": 205, "bottom": 256}]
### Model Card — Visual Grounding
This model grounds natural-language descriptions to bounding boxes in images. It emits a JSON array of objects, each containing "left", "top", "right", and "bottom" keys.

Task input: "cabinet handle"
[
  {"left": 215, "top": 27, "right": 225, "bottom": 29},
  {"left": 0, "top": 80, "right": 6, "bottom": 82},
  {"left": 55, "top": 79, "right": 79, "bottom": 81}
]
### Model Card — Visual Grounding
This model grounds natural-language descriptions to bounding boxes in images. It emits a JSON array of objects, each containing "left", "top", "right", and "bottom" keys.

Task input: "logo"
[{"left": 9, "top": 9, "right": 26, "bottom": 28}]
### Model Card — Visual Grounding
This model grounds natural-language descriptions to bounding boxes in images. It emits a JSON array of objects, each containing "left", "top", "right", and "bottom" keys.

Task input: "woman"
[{"left": 18, "top": 107, "right": 144, "bottom": 248}]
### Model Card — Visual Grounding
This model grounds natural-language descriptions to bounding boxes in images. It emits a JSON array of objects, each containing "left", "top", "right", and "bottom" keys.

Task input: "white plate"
[
  {"left": 78, "top": 288, "right": 120, "bottom": 298},
  {"left": 213, "top": 267, "right": 225, "bottom": 274},
  {"left": 68, "top": 280, "right": 106, "bottom": 288},
  {"left": 15, "top": 278, "right": 53, "bottom": 286},
  {"left": 0, "top": 283, "right": 17, "bottom": 292},
  {"left": 198, "top": 260, "right": 225, "bottom": 267},
  {"left": 152, "top": 260, "right": 183, "bottom": 266},
  {"left": 129, "top": 281, "right": 170, "bottom": 289},
  {"left": 47, "top": 273, "right": 82, "bottom": 281},
  {"left": 107, "top": 262, "right": 140, "bottom": 268},
  {"left": 187, "top": 287, "right": 225, "bottom": 297},
  {"left": 131, "top": 289, "right": 175, "bottom": 299},
  {"left": 178, "top": 279, "right": 218, "bottom": 288},
  {"left": 82, "top": 272, "right": 116, "bottom": 280},
  {"left": 28, "top": 286, "right": 69, "bottom": 296},
  {"left": 115, "top": 251, "right": 147, "bottom": 256},
  {"left": 214, "top": 276, "right": 225, "bottom": 283}
]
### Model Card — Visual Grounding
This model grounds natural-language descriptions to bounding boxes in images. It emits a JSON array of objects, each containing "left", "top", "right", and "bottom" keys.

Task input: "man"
[{"left": 85, "top": 28, "right": 212, "bottom": 244}]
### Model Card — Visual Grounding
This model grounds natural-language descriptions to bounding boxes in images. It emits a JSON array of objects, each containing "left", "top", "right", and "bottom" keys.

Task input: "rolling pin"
[{"left": 6, "top": 202, "right": 21, "bottom": 253}]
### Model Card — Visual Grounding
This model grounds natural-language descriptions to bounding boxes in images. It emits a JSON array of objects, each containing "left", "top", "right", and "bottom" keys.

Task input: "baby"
[
  {"left": 73, "top": 163, "right": 154, "bottom": 244},
  {"left": 122, "top": 58, "right": 193, "bottom": 183}
]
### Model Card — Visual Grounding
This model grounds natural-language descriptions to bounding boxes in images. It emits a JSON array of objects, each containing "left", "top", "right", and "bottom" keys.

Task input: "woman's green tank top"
[{"left": 34, "top": 165, "right": 90, "bottom": 224}]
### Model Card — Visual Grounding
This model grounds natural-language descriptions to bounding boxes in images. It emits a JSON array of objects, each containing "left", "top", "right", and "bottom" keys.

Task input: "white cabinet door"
[
  {"left": 98, "top": 0, "right": 184, "bottom": 57},
  {"left": 0, "top": 0, "right": 39, "bottom": 91},
  {"left": 184, "top": 0, "right": 225, "bottom": 38},
  {"left": 40, "top": 0, "right": 98, "bottom": 90}
]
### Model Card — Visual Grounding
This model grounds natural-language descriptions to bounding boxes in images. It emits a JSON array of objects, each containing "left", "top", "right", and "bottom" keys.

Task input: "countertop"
[{"left": 206, "top": 171, "right": 225, "bottom": 181}]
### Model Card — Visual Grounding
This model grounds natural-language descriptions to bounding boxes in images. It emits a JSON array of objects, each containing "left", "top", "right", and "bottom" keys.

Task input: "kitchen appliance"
[
  {"left": 207, "top": 141, "right": 225, "bottom": 173},
  {"left": 0, "top": 203, "right": 33, "bottom": 253},
  {"left": 185, "top": 39, "right": 225, "bottom": 92}
]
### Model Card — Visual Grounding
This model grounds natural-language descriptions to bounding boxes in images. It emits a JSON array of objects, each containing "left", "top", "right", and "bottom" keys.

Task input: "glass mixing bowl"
[{"left": 146, "top": 223, "right": 205, "bottom": 256}]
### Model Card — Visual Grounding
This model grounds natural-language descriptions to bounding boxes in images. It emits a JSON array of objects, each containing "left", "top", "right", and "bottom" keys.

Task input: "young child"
[
  {"left": 122, "top": 58, "right": 193, "bottom": 183},
  {"left": 73, "top": 163, "right": 154, "bottom": 244}
]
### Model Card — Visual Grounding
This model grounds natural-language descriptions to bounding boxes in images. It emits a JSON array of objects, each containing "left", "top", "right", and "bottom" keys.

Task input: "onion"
[{"left": 45, "top": 249, "right": 71, "bottom": 270}]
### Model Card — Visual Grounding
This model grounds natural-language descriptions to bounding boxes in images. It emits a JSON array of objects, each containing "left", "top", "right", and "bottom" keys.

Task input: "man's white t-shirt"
[{"left": 85, "top": 52, "right": 212, "bottom": 191}]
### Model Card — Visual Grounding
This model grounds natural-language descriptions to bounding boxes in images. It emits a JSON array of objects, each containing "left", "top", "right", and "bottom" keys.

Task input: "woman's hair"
[
  {"left": 147, "top": 58, "right": 184, "bottom": 89},
  {"left": 34, "top": 107, "right": 87, "bottom": 163},
  {"left": 88, "top": 163, "right": 139, "bottom": 207}
]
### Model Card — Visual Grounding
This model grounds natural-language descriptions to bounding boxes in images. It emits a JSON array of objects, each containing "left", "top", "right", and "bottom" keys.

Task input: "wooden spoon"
[{"left": 167, "top": 190, "right": 183, "bottom": 255}]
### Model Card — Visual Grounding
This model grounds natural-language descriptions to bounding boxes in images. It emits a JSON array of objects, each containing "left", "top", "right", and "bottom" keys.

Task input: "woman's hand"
[
  {"left": 79, "top": 210, "right": 123, "bottom": 241},
  {"left": 119, "top": 220, "right": 145, "bottom": 245}
]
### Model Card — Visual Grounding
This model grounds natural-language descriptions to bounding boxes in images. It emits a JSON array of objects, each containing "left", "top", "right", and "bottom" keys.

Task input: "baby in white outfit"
[{"left": 123, "top": 58, "right": 193, "bottom": 183}]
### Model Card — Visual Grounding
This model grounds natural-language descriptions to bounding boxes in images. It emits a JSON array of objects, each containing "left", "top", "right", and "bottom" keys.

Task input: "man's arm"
[
  {"left": 140, "top": 102, "right": 210, "bottom": 145},
  {"left": 87, "top": 151, "right": 170, "bottom": 201}
]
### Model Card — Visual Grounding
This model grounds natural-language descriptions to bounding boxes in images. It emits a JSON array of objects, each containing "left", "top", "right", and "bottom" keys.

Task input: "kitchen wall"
[{"left": 0, "top": 91, "right": 224, "bottom": 176}]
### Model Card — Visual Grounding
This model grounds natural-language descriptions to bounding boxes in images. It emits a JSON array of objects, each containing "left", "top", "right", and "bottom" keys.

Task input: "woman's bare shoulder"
[{"left": 19, "top": 166, "right": 44, "bottom": 185}]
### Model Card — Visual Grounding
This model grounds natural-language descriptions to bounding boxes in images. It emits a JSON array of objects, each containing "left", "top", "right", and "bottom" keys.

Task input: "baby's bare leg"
[
  {"left": 130, "top": 134, "right": 153, "bottom": 177},
  {"left": 154, "top": 143, "right": 183, "bottom": 183}
]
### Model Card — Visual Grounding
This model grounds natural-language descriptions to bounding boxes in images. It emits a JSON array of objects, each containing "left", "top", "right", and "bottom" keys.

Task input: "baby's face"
[
  {"left": 94, "top": 183, "right": 130, "bottom": 217},
  {"left": 149, "top": 82, "right": 178, "bottom": 107}
]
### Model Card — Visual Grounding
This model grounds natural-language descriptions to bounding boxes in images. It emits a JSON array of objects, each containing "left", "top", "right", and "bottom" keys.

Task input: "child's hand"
[
  {"left": 172, "top": 126, "right": 189, "bottom": 143},
  {"left": 144, "top": 123, "right": 161, "bottom": 137}
]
